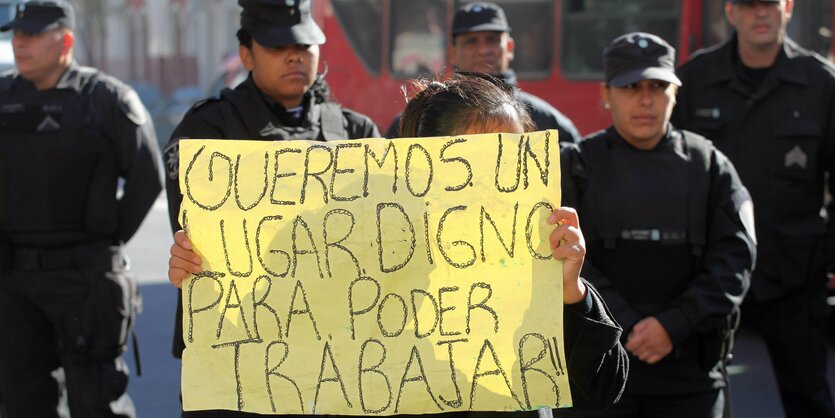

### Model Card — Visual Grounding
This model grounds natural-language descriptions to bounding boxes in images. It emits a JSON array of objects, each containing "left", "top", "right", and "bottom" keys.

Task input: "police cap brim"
[
  {"left": 608, "top": 67, "right": 682, "bottom": 88},
  {"left": 0, "top": 17, "right": 61, "bottom": 34},
  {"left": 251, "top": 20, "right": 325, "bottom": 47}
]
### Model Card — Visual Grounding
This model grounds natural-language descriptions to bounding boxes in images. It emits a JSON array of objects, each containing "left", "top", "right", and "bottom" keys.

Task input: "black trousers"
[
  {"left": 557, "top": 389, "right": 723, "bottom": 418},
  {"left": 0, "top": 245, "right": 138, "bottom": 418},
  {"left": 745, "top": 277, "right": 835, "bottom": 418}
]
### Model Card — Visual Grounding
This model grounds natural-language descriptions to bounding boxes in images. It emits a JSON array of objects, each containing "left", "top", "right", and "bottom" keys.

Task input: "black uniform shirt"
[
  {"left": 673, "top": 35, "right": 835, "bottom": 299},
  {"left": 0, "top": 62, "right": 163, "bottom": 246},
  {"left": 561, "top": 127, "right": 755, "bottom": 395}
]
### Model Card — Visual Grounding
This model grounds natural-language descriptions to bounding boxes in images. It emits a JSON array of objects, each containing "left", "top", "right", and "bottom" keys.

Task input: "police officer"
[
  {"left": 164, "top": 2, "right": 379, "bottom": 415},
  {"left": 561, "top": 33, "right": 755, "bottom": 418},
  {"left": 0, "top": 1, "right": 163, "bottom": 417},
  {"left": 384, "top": 2, "right": 581, "bottom": 143},
  {"left": 672, "top": 1, "right": 835, "bottom": 417}
]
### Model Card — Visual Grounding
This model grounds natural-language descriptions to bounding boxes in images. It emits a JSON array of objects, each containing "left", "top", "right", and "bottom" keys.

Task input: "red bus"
[{"left": 304, "top": 0, "right": 834, "bottom": 136}]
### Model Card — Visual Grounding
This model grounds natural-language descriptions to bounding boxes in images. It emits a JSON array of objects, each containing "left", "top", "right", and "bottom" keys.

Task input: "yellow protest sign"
[{"left": 178, "top": 131, "right": 569, "bottom": 415}]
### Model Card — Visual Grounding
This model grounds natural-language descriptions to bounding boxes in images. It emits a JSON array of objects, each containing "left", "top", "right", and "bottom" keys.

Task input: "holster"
[
  {"left": 35, "top": 244, "right": 143, "bottom": 366},
  {"left": 698, "top": 307, "right": 741, "bottom": 371}
]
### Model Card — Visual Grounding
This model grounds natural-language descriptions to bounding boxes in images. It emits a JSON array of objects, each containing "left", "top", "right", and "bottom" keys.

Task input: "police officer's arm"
[
  {"left": 537, "top": 108, "right": 581, "bottom": 144},
  {"left": 824, "top": 89, "right": 835, "bottom": 274},
  {"left": 561, "top": 280, "right": 628, "bottom": 411},
  {"left": 163, "top": 104, "right": 228, "bottom": 234},
  {"left": 555, "top": 116, "right": 582, "bottom": 144},
  {"left": 107, "top": 84, "right": 164, "bottom": 243},
  {"left": 559, "top": 143, "right": 644, "bottom": 333},
  {"left": 654, "top": 150, "right": 755, "bottom": 345}
]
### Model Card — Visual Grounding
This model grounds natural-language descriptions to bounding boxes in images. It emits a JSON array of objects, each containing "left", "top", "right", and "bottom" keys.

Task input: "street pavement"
[{"left": 123, "top": 198, "right": 835, "bottom": 417}]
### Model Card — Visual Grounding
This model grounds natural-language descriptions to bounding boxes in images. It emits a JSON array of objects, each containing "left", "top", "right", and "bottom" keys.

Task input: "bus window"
[
  {"left": 390, "top": 0, "right": 446, "bottom": 79},
  {"left": 560, "top": 0, "right": 680, "bottom": 80},
  {"left": 454, "top": 0, "right": 554, "bottom": 78},
  {"left": 331, "top": 0, "right": 383, "bottom": 75}
]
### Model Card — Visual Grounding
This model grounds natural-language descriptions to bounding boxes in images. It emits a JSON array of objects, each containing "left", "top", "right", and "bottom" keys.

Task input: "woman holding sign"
[{"left": 168, "top": 74, "right": 627, "bottom": 417}]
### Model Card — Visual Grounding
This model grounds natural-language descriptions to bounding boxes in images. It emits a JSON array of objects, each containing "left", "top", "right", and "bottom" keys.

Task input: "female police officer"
[{"left": 560, "top": 33, "right": 755, "bottom": 418}]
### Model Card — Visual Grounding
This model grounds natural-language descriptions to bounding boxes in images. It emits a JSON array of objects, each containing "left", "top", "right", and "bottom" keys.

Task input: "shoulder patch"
[{"left": 164, "top": 140, "right": 181, "bottom": 181}]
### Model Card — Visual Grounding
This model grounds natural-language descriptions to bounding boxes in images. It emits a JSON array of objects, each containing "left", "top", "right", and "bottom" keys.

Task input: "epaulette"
[
  {"left": 686, "top": 41, "right": 725, "bottom": 63},
  {"left": 188, "top": 95, "right": 223, "bottom": 114}
]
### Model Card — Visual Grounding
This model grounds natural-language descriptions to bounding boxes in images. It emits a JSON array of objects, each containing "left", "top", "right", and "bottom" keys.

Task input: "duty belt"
[
  {"left": 4, "top": 242, "right": 117, "bottom": 272},
  {"left": 11, "top": 247, "right": 78, "bottom": 271}
]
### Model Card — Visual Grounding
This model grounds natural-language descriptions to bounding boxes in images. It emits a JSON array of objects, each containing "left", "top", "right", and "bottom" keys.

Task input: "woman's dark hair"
[
  {"left": 236, "top": 28, "right": 332, "bottom": 104},
  {"left": 309, "top": 74, "right": 332, "bottom": 104},
  {"left": 399, "top": 73, "right": 534, "bottom": 138},
  {"left": 236, "top": 29, "right": 253, "bottom": 48}
]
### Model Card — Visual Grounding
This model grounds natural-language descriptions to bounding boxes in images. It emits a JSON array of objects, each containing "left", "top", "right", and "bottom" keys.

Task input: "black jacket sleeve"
[
  {"left": 163, "top": 101, "right": 228, "bottom": 359},
  {"left": 823, "top": 86, "right": 835, "bottom": 273},
  {"left": 101, "top": 81, "right": 164, "bottom": 243},
  {"left": 163, "top": 101, "right": 227, "bottom": 233},
  {"left": 561, "top": 280, "right": 628, "bottom": 411}
]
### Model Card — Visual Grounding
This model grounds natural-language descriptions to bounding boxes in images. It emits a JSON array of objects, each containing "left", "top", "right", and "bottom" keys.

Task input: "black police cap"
[
  {"left": 603, "top": 32, "right": 681, "bottom": 88},
  {"left": 0, "top": 0, "right": 75, "bottom": 34},
  {"left": 451, "top": 2, "right": 510, "bottom": 36},
  {"left": 239, "top": 0, "right": 325, "bottom": 48}
]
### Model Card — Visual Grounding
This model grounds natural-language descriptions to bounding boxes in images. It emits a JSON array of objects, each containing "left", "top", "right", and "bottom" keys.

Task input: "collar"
[
  {"left": 701, "top": 33, "right": 808, "bottom": 87},
  {"left": 494, "top": 69, "right": 518, "bottom": 86},
  {"left": 606, "top": 124, "right": 677, "bottom": 153},
  {"left": 11, "top": 61, "right": 84, "bottom": 92},
  {"left": 53, "top": 61, "right": 87, "bottom": 91},
  {"left": 252, "top": 77, "right": 308, "bottom": 125},
  {"left": 454, "top": 69, "right": 518, "bottom": 88},
  {"left": 235, "top": 75, "right": 317, "bottom": 138}
]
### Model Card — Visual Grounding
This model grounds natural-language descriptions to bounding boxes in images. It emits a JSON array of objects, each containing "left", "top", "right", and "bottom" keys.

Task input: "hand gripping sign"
[{"left": 178, "top": 131, "right": 570, "bottom": 414}]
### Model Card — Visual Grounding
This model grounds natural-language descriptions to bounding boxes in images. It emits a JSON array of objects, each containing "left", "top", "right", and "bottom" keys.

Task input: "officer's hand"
[
  {"left": 625, "top": 317, "right": 673, "bottom": 364},
  {"left": 548, "top": 207, "right": 587, "bottom": 304},
  {"left": 168, "top": 230, "right": 202, "bottom": 289}
]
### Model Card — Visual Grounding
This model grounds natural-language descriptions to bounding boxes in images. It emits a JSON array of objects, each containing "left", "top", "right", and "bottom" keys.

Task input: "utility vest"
[
  {"left": 0, "top": 72, "right": 118, "bottom": 245},
  {"left": 219, "top": 87, "right": 348, "bottom": 142},
  {"left": 578, "top": 129, "right": 712, "bottom": 258}
]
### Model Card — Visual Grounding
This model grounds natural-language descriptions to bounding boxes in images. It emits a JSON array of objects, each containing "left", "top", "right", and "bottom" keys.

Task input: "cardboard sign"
[{"left": 178, "top": 131, "right": 570, "bottom": 415}]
